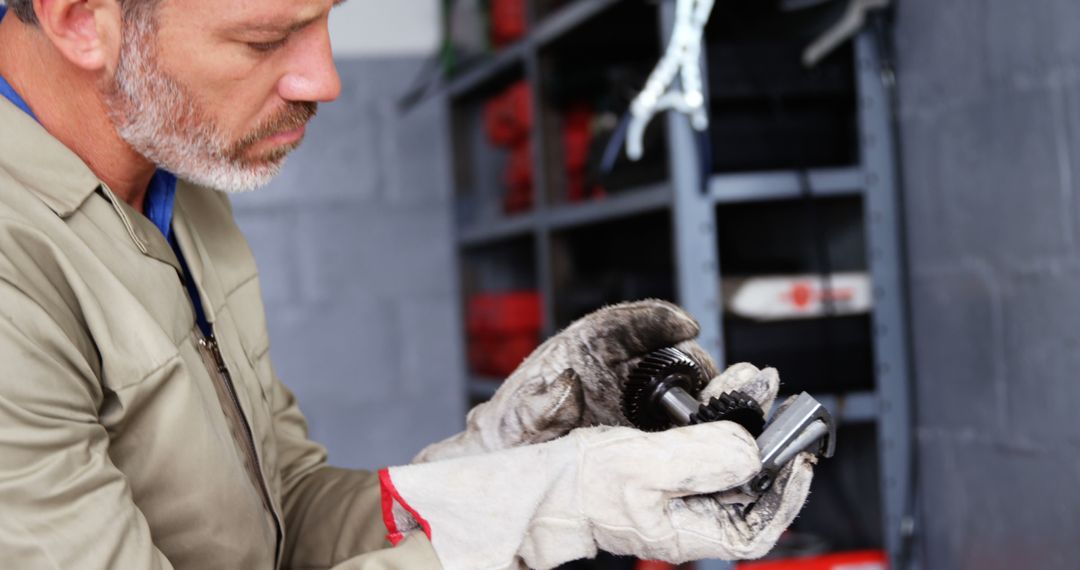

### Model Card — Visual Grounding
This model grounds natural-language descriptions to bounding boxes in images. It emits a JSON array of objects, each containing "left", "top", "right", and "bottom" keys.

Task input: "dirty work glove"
[
  {"left": 380, "top": 421, "right": 814, "bottom": 569},
  {"left": 415, "top": 299, "right": 719, "bottom": 462}
]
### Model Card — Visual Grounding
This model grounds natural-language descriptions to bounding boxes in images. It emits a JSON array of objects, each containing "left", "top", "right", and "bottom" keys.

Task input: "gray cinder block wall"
[
  {"left": 896, "top": 1, "right": 1080, "bottom": 568},
  {"left": 231, "top": 58, "right": 465, "bottom": 469}
]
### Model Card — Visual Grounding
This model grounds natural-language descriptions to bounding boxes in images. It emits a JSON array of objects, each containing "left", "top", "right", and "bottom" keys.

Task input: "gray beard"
[{"left": 103, "top": 16, "right": 285, "bottom": 193}]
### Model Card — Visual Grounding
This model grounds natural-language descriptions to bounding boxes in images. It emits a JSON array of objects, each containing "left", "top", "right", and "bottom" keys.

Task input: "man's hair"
[
  {"left": 5, "top": 0, "right": 160, "bottom": 25},
  {"left": 5, "top": 0, "right": 40, "bottom": 24}
]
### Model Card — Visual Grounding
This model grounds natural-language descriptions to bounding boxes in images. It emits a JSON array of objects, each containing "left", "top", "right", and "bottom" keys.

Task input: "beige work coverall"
[{"left": 0, "top": 98, "right": 442, "bottom": 569}]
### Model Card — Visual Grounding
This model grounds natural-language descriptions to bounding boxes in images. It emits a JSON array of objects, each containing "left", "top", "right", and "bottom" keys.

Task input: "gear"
[
  {"left": 689, "top": 390, "right": 766, "bottom": 438},
  {"left": 622, "top": 347, "right": 706, "bottom": 431}
]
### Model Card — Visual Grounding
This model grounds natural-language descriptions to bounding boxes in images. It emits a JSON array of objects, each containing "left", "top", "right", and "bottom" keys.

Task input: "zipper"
[{"left": 196, "top": 332, "right": 281, "bottom": 558}]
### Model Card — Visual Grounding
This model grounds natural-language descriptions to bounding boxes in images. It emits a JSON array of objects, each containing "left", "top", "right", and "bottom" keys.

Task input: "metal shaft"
[{"left": 658, "top": 387, "right": 700, "bottom": 427}]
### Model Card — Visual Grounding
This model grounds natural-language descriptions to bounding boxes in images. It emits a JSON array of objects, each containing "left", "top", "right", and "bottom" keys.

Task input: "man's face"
[{"left": 104, "top": 0, "right": 343, "bottom": 193}]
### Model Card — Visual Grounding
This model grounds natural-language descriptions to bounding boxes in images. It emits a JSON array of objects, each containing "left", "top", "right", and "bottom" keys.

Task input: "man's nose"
[{"left": 278, "top": 27, "right": 342, "bottom": 104}]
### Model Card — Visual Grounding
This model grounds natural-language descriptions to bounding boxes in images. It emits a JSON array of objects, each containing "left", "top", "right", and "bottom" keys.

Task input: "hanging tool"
[
  {"left": 622, "top": 347, "right": 836, "bottom": 496},
  {"left": 789, "top": 0, "right": 891, "bottom": 67},
  {"left": 625, "top": 0, "right": 715, "bottom": 161}
]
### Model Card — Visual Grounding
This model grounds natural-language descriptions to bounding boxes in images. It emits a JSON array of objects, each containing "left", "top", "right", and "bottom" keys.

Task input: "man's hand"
[
  {"left": 389, "top": 347, "right": 815, "bottom": 568},
  {"left": 415, "top": 299, "right": 718, "bottom": 462},
  {"left": 381, "top": 421, "right": 814, "bottom": 569}
]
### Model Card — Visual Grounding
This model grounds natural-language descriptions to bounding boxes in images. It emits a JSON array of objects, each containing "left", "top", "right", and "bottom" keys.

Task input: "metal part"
[
  {"left": 745, "top": 392, "right": 836, "bottom": 495},
  {"left": 622, "top": 346, "right": 708, "bottom": 431},
  {"left": 623, "top": 347, "right": 767, "bottom": 437},
  {"left": 624, "top": 350, "right": 834, "bottom": 498},
  {"left": 692, "top": 392, "right": 765, "bottom": 437},
  {"left": 659, "top": 388, "right": 702, "bottom": 426}
]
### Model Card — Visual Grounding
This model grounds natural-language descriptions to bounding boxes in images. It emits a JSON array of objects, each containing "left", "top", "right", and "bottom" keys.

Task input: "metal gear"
[
  {"left": 622, "top": 347, "right": 766, "bottom": 437},
  {"left": 690, "top": 390, "right": 766, "bottom": 438},
  {"left": 622, "top": 346, "right": 706, "bottom": 431}
]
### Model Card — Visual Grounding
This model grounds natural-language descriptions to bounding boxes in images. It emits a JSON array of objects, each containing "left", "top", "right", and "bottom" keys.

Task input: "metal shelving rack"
[{"left": 445, "top": 1, "right": 912, "bottom": 568}]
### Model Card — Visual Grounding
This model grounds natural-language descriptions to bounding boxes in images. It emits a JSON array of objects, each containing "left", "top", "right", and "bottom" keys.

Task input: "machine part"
[
  {"left": 744, "top": 392, "right": 836, "bottom": 495},
  {"left": 622, "top": 347, "right": 764, "bottom": 436},
  {"left": 622, "top": 347, "right": 708, "bottom": 431},
  {"left": 692, "top": 391, "right": 766, "bottom": 438},
  {"left": 623, "top": 348, "right": 836, "bottom": 498},
  {"left": 625, "top": 0, "right": 715, "bottom": 161}
]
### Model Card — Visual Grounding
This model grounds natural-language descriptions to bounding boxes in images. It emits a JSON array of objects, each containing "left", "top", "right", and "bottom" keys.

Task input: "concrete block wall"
[
  {"left": 231, "top": 58, "right": 465, "bottom": 469},
  {"left": 895, "top": 1, "right": 1080, "bottom": 568}
]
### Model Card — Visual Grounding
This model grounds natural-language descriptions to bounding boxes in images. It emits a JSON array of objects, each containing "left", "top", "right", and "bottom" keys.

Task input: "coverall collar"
[
  {"left": 0, "top": 6, "right": 101, "bottom": 216},
  {"left": 0, "top": 96, "right": 102, "bottom": 218}
]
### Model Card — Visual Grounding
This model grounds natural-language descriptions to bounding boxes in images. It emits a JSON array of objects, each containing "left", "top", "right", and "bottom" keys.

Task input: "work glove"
[
  {"left": 379, "top": 419, "right": 816, "bottom": 570},
  {"left": 415, "top": 299, "right": 721, "bottom": 462}
]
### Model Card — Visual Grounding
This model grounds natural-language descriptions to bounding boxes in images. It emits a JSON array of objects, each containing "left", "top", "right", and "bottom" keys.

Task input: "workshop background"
[{"left": 229, "top": 1, "right": 1080, "bottom": 569}]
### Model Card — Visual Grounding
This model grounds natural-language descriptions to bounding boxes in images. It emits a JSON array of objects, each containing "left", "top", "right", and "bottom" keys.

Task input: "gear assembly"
[{"left": 623, "top": 347, "right": 837, "bottom": 495}]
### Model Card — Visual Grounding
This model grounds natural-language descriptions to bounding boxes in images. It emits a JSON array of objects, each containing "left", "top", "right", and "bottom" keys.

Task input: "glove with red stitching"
[{"left": 382, "top": 422, "right": 789, "bottom": 570}]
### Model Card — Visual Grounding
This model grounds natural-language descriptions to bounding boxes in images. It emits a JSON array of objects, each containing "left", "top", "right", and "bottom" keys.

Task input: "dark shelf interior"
[
  {"left": 461, "top": 235, "right": 538, "bottom": 296},
  {"left": 534, "top": 0, "right": 576, "bottom": 20},
  {"left": 538, "top": 0, "right": 668, "bottom": 204},
  {"left": 704, "top": 0, "right": 859, "bottom": 173},
  {"left": 551, "top": 210, "right": 675, "bottom": 328},
  {"left": 725, "top": 315, "right": 875, "bottom": 394},
  {"left": 783, "top": 423, "right": 884, "bottom": 555},
  {"left": 716, "top": 195, "right": 866, "bottom": 275}
]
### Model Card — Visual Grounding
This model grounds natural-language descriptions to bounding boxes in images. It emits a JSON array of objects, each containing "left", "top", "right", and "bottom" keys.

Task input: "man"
[{"left": 0, "top": 0, "right": 815, "bottom": 568}]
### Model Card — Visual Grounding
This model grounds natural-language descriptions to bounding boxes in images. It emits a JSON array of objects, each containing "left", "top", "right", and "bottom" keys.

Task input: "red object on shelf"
[
  {"left": 484, "top": 81, "right": 532, "bottom": 147},
  {"left": 735, "top": 550, "right": 888, "bottom": 570},
  {"left": 503, "top": 143, "right": 534, "bottom": 213},
  {"left": 491, "top": 0, "right": 528, "bottom": 47},
  {"left": 562, "top": 104, "right": 605, "bottom": 203},
  {"left": 467, "top": 292, "right": 543, "bottom": 377},
  {"left": 467, "top": 292, "right": 542, "bottom": 334},
  {"left": 484, "top": 81, "right": 535, "bottom": 214}
]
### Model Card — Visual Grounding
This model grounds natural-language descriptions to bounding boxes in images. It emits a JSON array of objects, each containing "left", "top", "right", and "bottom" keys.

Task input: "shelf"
[
  {"left": 444, "top": 0, "right": 624, "bottom": 99},
  {"left": 532, "top": 0, "right": 624, "bottom": 47},
  {"left": 447, "top": 43, "right": 528, "bottom": 99},
  {"left": 547, "top": 183, "right": 671, "bottom": 231},
  {"left": 709, "top": 167, "right": 865, "bottom": 204},
  {"left": 457, "top": 183, "right": 671, "bottom": 246},
  {"left": 459, "top": 212, "right": 538, "bottom": 247}
]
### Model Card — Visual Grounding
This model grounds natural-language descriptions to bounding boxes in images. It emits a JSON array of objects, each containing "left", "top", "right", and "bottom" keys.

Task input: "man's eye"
[{"left": 248, "top": 38, "right": 288, "bottom": 53}]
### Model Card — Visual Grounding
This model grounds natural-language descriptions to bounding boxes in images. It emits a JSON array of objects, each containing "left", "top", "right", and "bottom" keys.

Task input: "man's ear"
[{"left": 34, "top": 0, "right": 123, "bottom": 72}]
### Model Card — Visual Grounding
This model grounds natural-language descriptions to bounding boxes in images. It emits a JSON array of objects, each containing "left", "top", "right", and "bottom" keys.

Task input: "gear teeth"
[
  {"left": 622, "top": 347, "right": 706, "bottom": 431},
  {"left": 688, "top": 390, "right": 766, "bottom": 437}
]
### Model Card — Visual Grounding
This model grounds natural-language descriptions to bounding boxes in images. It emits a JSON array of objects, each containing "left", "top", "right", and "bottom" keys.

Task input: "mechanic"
[{"left": 0, "top": 0, "right": 816, "bottom": 568}]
